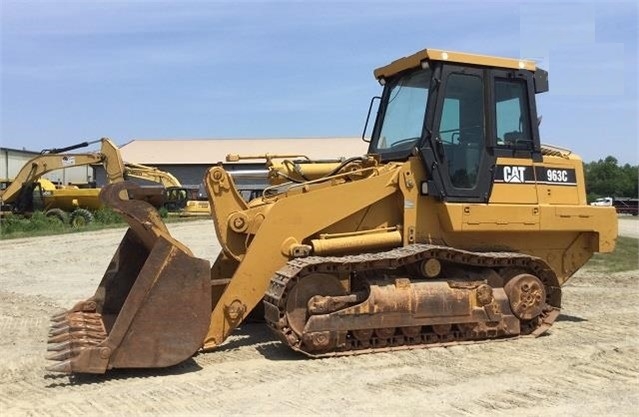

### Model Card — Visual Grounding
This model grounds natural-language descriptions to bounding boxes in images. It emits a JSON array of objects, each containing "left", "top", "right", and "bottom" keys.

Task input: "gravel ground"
[
  {"left": 0, "top": 219, "right": 637, "bottom": 416},
  {"left": 618, "top": 217, "right": 639, "bottom": 239}
]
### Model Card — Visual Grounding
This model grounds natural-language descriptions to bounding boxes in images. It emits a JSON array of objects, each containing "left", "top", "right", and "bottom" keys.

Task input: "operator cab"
[{"left": 367, "top": 48, "right": 548, "bottom": 202}]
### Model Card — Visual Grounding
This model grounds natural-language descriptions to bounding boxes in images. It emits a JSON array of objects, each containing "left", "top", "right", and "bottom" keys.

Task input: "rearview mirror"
[{"left": 361, "top": 96, "right": 381, "bottom": 143}]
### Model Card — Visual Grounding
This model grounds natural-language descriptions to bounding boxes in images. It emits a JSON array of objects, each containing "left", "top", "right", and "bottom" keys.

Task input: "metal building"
[{"left": 1, "top": 146, "right": 94, "bottom": 185}]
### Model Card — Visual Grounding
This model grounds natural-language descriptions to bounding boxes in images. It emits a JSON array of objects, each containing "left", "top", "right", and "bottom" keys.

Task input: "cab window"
[
  {"left": 375, "top": 69, "right": 431, "bottom": 151},
  {"left": 438, "top": 73, "right": 485, "bottom": 189},
  {"left": 495, "top": 78, "right": 532, "bottom": 148}
]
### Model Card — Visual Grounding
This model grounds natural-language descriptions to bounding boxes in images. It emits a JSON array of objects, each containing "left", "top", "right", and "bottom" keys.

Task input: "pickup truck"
[{"left": 591, "top": 197, "right": 639, "bottom": 216}]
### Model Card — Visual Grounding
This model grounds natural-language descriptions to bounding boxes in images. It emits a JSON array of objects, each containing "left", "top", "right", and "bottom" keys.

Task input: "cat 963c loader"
[{"left": 46, "top": 48, "right": 617, "bottom": 374}]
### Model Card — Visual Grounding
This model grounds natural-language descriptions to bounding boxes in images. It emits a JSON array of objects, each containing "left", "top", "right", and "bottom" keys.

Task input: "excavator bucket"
[{"left": 46, "top": 182, "right": 211, "bottom": 374}]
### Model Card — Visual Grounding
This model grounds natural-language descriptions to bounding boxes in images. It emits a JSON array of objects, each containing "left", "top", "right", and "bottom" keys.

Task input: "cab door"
[{"left": 421, "top": 64, "right": 495, "bottom": 203}]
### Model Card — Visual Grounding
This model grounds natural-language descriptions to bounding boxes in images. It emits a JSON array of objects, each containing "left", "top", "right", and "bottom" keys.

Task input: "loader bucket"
[{"left": 46, "top": 182, "right": 211, "bottom": 374}]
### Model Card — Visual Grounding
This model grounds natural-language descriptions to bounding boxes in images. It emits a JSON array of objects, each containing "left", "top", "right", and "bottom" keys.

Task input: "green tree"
[{"left": 584, "top": 156, "right": 638, "bottom": 202}]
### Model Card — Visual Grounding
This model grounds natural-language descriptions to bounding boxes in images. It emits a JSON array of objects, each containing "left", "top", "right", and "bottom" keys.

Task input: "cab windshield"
[{"left": 372, "top": 68, "right": 431, "bottom": 152}]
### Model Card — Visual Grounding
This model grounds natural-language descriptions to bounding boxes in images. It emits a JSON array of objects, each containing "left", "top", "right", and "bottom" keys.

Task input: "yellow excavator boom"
[
  {"left": 0, "top": 138, "right": 125, "bottom": 209},
  {"left": 123, "top": 162, "right": 182, "bottom": 188}
]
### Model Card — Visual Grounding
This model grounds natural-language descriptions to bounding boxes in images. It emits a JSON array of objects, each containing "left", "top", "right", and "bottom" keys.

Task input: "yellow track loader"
[{"left": 47, "top": 48, "right": 617, "bottom": 374}]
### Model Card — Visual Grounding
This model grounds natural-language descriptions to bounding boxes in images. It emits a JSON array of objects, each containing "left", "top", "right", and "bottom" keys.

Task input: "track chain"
[{"left": 263, "top": 244, "right": 561, "bottom": 357}]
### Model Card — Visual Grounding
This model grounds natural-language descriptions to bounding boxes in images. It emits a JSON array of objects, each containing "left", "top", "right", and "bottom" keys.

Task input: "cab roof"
[{"left": 373, "top": 48, "right": 537, "bottom": 80}]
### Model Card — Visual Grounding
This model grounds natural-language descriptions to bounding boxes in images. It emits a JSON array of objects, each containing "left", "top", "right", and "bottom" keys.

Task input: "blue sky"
[{"left": 1, "top": 0, "right": 637, "bottom": 164}]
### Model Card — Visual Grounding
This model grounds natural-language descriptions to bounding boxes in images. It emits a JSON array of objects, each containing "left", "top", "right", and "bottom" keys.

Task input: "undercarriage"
[{"left": 265, "top": 244, "right": 561, "bottom": 356}]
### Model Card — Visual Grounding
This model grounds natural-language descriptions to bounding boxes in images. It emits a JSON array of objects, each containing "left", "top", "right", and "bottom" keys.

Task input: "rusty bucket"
[{"left": 46, "top": 182, "right": 211, "bottom": 373}]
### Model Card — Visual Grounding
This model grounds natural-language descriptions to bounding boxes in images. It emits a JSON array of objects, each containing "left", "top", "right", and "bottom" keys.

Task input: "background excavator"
[
  {"left": 0, "top": 138, "right": 126, "bottom": 225},
  {"left": 0, "top": 138, "right": 209, "bottom": 225},
  {"left": 122, "top": 162, "right": 211, "bottom": 217},
  {"left": 47, "top": 48, "right": 617, "bottom": 374}
]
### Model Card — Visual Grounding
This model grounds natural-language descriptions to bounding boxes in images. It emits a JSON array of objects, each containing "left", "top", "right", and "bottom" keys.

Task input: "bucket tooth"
[
  {"left": 49, "top": 326, "right": 70, "bottom": 336},
  {"left": 50, "top": 313, "right": 68, "bottom": 323},
  {"left": 75, "top": 322, "right": 103, "bottom": 329},
  {"left": 64, "top": 318, "right": 102, "bottom": 328},
  {"left": 82, "top": 331, "right": 106, "bottom": 341},
  {"left": 68, "top": 312, "right": 100, "bottom": 319},
  {"left": 72, "top": 323, "right": 104, "bottom": 332},
  {"left": 47, "top": 337, "right": 101, "bottom": 352},
  {"left": 51, "top": 323, "right": 103, "bottom": 334},
  {"left": 46, "top": 360, "right": 72, "bottom": 374},
  {"left": 46, "top": 349, "right": 74, "bottom": 361},
  {"left": 49, "top": 330, "right": 106, "bottom": 344},
  {"left": 50, "top": 307, "right": 101, "bottom": 323},
  {"left": 69, "top": 315, "right": 100, "bottom": 322},
  {"left": 51, "top": 320, "right": 70, "bottom": 329},
  {"left": 48, "top": 332, "right": 71, "bottom": 344},
  {"left": 47, "top": 341, "right": 71, "bottom": 352}
]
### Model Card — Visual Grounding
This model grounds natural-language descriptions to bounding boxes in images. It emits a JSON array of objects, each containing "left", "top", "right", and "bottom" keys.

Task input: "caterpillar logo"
[
  {"left": 494, "top": 165, "right": 534, "bottom": 184},
  {"left": 503, "top": 166, "right": 527, "bottom": 183}
]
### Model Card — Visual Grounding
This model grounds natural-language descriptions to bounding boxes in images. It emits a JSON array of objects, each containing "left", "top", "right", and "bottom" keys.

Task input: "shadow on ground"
[
  {"left": 557, "top": 313, "right": 588, "bottom": 323},
  {"left": 208, "top": 323, "right": 303, "bottom": 361},
  {"left": 44, "top": 358, "right": 203, "bottom": 388}
]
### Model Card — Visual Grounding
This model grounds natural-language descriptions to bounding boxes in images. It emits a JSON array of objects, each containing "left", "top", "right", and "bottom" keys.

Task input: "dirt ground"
[
  {"left": 1, "top": 219, "right": 637, "bottom": 416},
  {"left": 618, "top": 216, "right": 639, "bottom": 238}
]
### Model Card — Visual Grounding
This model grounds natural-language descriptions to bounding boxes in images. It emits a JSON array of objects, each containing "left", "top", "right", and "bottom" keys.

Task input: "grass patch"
[
  {"left": 0, "top": 210, "right": 125, "bottom": 239},
  {"left": 585, "top": 236, "right": 639, "bottom": 273},
  {"left": 92, "top": 207, "right": 126, "bottom": 225},
  {"left": 0, "top": 211, "right": 67, "bottom": 237},
  {"left": 0, "top": 207, "right": 193, "bottom": 240}
]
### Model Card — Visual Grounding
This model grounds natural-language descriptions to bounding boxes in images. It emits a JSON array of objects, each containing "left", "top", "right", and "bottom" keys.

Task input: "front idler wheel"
[
  {"left": 504, "top": 273, "right": 546, "bottom": 320},
  {"left": 285, "top": 273, "right": 346, "bottom": 352}
]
